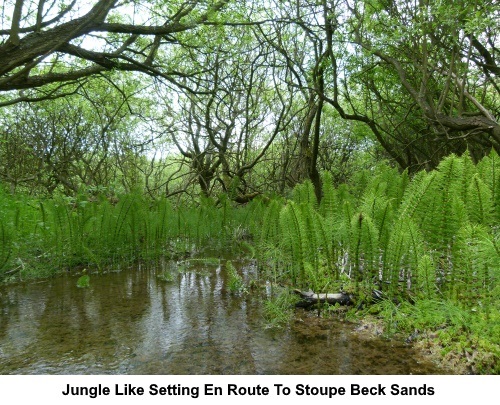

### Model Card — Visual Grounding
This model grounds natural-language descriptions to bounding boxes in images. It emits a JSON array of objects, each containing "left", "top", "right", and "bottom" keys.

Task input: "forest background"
[{"left": 0, "top": 0, "right": 499, "bottom": 373}]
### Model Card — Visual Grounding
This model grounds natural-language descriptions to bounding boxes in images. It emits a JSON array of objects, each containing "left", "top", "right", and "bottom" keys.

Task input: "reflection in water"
[{"left": 0, "top": 260, "right": 445, "bottom": 374}]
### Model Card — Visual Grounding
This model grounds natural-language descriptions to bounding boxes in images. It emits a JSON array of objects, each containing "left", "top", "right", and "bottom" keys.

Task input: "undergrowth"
[
  {"left": 256, "top": 152, "right": 500, "bottom": 305},
  {"left": 0, "top": 191, "right": 252, "bottom": 282},
  {"left": 363, "top": 297, "right": 500, "bottom": 374},
  {"left": 254, "top": 151, "right": 500, "bottom": 373},
  {"left": 1, "top": 151, "right": 499, "bottom": 373},
  {"left": 263, "top": 288, "right": 301, "bottom": 328}
]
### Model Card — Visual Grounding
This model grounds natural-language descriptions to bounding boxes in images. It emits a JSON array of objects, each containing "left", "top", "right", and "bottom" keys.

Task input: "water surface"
[{"left": 0, "top": 259, "right": 446, "bottom": 374}]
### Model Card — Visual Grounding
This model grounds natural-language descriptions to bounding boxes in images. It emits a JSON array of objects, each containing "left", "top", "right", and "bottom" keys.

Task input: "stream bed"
[{"left": 0, "top": 258, "right": 446, "bottom": 374}]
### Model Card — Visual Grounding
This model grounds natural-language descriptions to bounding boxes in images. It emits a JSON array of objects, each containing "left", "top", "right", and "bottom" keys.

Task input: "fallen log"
[{"left": 294, "top": 289, "right": 353, "bottom": 307}]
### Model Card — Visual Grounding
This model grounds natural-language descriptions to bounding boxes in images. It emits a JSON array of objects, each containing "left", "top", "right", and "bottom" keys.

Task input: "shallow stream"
[{"left": 0, "top": 258, "right": 445, "bottom": 374}]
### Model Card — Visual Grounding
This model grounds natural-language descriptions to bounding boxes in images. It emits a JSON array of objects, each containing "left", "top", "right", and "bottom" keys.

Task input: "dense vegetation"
[
  {"left": 0, "top": 0, "right": 498, "bottom": 373},
  {"left": 1, "top": 152, "right": 499, "bottom": 373}
]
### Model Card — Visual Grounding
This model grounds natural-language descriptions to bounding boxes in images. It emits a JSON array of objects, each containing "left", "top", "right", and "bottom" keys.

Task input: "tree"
[
  {"left": 0, "top": 73, "right": 149, "bottom": 195},
  {"left": 257, "top": 0, "right": 499, "bottom": 172},
  {"left": 0, "top": 0, "right": 229, "bottom": 104},
  {"left": 340, "top": 0, "right": 500, "bottom": 168},
  {"left": 155, "top": 21, "right": 296, "bottom": 201},
  {"left": 2, "top": 0, "right": 498, "bottom": 198}
]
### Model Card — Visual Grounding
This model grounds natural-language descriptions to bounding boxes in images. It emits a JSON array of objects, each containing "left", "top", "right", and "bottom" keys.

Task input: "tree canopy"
[
  {"left": 0, "top": 0, "right": 498, "bottom": 198},
  {"left": 0, "top": 1, "right": 228, "bottom": 100}
]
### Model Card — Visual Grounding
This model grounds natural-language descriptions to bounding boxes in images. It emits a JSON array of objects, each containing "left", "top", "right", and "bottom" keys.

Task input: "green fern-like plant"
[
  {"left": 360, "top": 189, "right": 395, "bottom": 253},
  {"left": 292, "top": 179, "right": 318, "bottom": 208},
  {"left": 383, "top": 217, "right": 425, "bottom": 297},
  {"left": 312, "top": 207, "right": 337, "bottom": 279},
  {"left": 476, "top": 150, "right": 500, "bottom": 223},
  {"left": 415, "top": 254, "right": 437, "bottom": 299},
  {"left": 319, "top": 171, "right": 336, "bottom": 219},
  {"left": 348, "top": 211, "right": 379, "bottom": 283},
  {"left": 420, "top": 155, "right": 467, "bottom": 252},
  {"left": 459, "top": 151, "right": 478, "bottom": 206},
  {"left": 226, "top": 260, "right": 246, "bottom": 294},
  {"left": 397, "top": 170, "right": 437, "bottom": 222},
  {"left": 451, "top": 224, "right": 488, "bottom": 301},
  {"left": 259, "top": 198, "right": 282, "bottom": 245},
  {"left": 77, "top": 271, "right": 90, "bottom": 288},
  {"left": 279, "top": 201, "right": 306, "bottom": 285},
  {"left": 466, "top": 174, "right": 494, "bottom": 226},
  {"left": 0, "top": 221, "right": 12, "bottom": 275}
]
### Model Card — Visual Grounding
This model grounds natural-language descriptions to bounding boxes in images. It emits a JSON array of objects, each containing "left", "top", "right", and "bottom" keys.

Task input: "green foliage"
[
  {"left": 348, "top": 212, "right": 379, "bottom": 282},
  {"left": 466, "top": 174, "right": 494, "bottom": 226},
  {"left": 263, "top": 288, "right": 300, "bottom": 328},
  {"left": 0, "top": 221, "right": 12, "bottom": 275},
  {"left": 372, "top": 298, "right": 500, "bottom": 374},
  {"left": 157, "top": 269, "right": 176, "bottom": 282},
  {"left": 415, "top": 255, "right": 438, "bottom": 299},
  {"left": 360, "top": 190, "right": 394, "bottom": 252},
  {"left": 397, "top": 170, "right": 437, "bottom": 221},
  {"left": 226, "top": 260, "right": 246, "bottom": 294},
  {"left": 376, "top": 298, "right": 471, "bottom": 335},
  {"left": 0, "top": 189, "right": 255, "bottom": 282},
  {"left": 319, "top": 171, "right": 336, "bottom": 218},
  {"left": 476, "top": 151, "right": 500, "bottom": 223},
  {"left": 76, "top": 274, "right": 90, "bottom": 288},
  {"left": 424, "top": 155, "right": 467, "bottom": 250},
  {"left": 279, "top": 201, "right": 306, "bottom": 285},
  {"left": 292, "top": 180, "right": 318, "bottom": 208},
  {"left": 257, "top": 152, "right": 499, "bottom": 313},
  {"left": 383, "top": 217, "right": 424, "bottom": 297}
]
